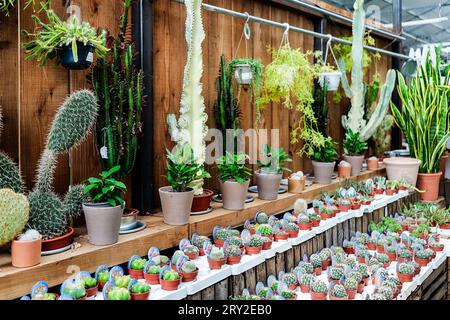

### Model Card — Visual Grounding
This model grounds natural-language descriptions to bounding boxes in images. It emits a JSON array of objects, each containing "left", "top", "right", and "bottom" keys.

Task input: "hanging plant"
[
  {"left": 259, "top": 42, "right": 325, "bottom": 157},
  {"left": 0, "top": 0, "right": 50, "bottom": 16},
  {"left": 314, "top": 50, "right": 340, "bottom": 92}
]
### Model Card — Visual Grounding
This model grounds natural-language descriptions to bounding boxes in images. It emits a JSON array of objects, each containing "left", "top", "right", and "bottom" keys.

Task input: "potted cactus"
[
  {"left": 225, "top": 244, "right": 242, "bottom": 265},
  {"left": 342, "top": 129, "right": 368, "bottom": 176},
  {"left": 282, "top": 272, "right": 298, "bottom": 291},
  {"left": 339, "top": 199, "right": 351, "bottom": 213},
  {"left": 213, "top": 227, "right": 231, "bottom": 248},
  {"left": 179, "top": 260, "right": 199, "bottom": 282},
  {"left": 344, "top": 277, "right": 359, "bottom": 299},
  {"left": 61, "top": 281, "right": 86, "bottom": 300},
  {"left": 311, "top": 137, "right": 338, "bottom": 184},
  {"left": 397, "top": 262, "right": 415, "bottom": 283},
  {"left": 415, "top": 249, "right": 431, "bottom": 267},
  {"left": 327, "top": 266, "right": 344, "bottom": 284},
  {"left": 95, "top": 266, "right": 110, "bottom": 291},
  {"left": 376, "top": 253, "right": 391, "bottom": 268},
  {"left": 298, "top": 273, "right": 315, "bottom": 293},
  {"left": 329, "top": 283, "right": 348, "bottom": 300},
  {"left": 129, "top": 281, "right": 150, "bottom": 300},
  {"left": 207, "top": 246, "right": 227, "bottom": 270},
  {"left": 261, "top": 236, "right": 273, "bottom": 251},
  {"left": 127, "top": 256, "right": 147, "bottom": 280},
  {"left": 310, "top": 280, "right": 328, "bottom": 300},
  {"left": 429, "top": 241, "right": 444, "bottom": 253},
  {"left": 107, "top": 286, "right": 131, "bottom": 301},
  {"left": 338, "top": 160, "right": 352, "bottom": 178},
  {"left": 297, "top": 214, "right": 312, "bottom": 231},
  {"left": 143, "top": 263, "right": 161, "bottom": 285},
  {"left": 160, "top": 267, "right": 182, "bottom": 291},
  {"left": 310, "top": 254, "right": 322, "bottom": 275},
  {"left": 256, "top": 224, "right": 273, "bottom": 238},
  {"left": 183, "top": 244, "right": 200, "bottom": 261},
  {"left": 284, "top": 222, "right": 299, "bottom": 238},
  {"left": 192, "top": 234, "right": 210, "bottom": 256},
  {"left": 319, "top": 248, "right": 332, "bottom": 270},
  {"left": 255, "top": 145, "right": 292, "bottom": 200},
  {"left": 245, "top": 234, "right": 264, "bottom": 255},
  {"left": 308, "top": 212, "right": 321, "bottom": 227},
  {"left": 273, "top": 227, "right": 289, "bottom": 242},
  {"left": 76, "top": 272, "right": 98, "bottom": 298}
]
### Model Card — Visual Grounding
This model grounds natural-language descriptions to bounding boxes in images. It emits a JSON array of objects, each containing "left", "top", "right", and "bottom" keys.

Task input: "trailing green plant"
[
  {"left": 259, "top": 43, "right": 325, "bottom": 156},
  {"left": 310, "top": 136, "right": 338, "bottom": 162},
  {"left": 337, "top": 0, "right": 396, "bottom": 141},
  {"left": 92, "top": 0, "right": 143, "bottom": 181},
  {"left": 83, "top": 166, "right": 127, "bottom": 208},
  {"left": 22, "top": 6, "right": 107, "bottom": 66},
  {"left": 27, "top": 90, "right": 97, "bottom": 240},
  {"left": 343, "top": 129, "right": 368, "bottom": 156},
  {"left": 167, "top": 0, "right": 208, "bottom": 196},
  {"left": 257, "top": 145, "right": 292, "bottom": 174},
  {"left": 390, "top": 51, "right": 450, "bottom": 174},
  {"left": 0, "top": 189, "right": 29, "bottom": 246},
  {"left": 216, "top": 152, "right": 251, "bottom": 183},
  {"left": 163, "top": 143, "right": 210, "bottom": 192},
  {"left": 1, "top": 0, "right": 50, "bottom": 16}
]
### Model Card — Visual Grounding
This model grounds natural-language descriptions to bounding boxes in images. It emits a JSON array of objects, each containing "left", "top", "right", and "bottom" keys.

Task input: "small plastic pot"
[
  {"left": 144, "top": 273, "right": 160, "bottom": 285},
  {"left": 299, "top": 284, "right": 311, "bottom": 293},
  {"left": 245, "top": 246, "right": 262, "bottom": 255},
  {"left": 262, "top": 241, "right": 272, "bottom": 250},
  {"left": 208, "top": 258, "right": 227, "bottom": 270},
  {"left": 85, "top": 285, "right": 99, "bottom": 298},
  {"left": 415, "top": 257, "right": 429, "bottom": 267},
  {"left": 339, "top": 205, "right": 350, "bottom": 212},
  {"left": 310, "top": 291, "right": 327, "bottom": 300},
  {"left": 185, "top": 251, "right": 199, "bottom": 261},
  {"left": 385, "top": 189, "right": 396, "bottom": 196},
  {"left": 180, "top": 268, "right": 199, "bottom": 282},
  {"left": 160, "top": 278, "right": 182, "bottom": 291},
  {"left": 387, "top": 252, "right": 397, "bottom": 262},
  {"left": 131, "top": 291, "right": 150, "bottom": 300},
  {"left": 397, "top": 272, "right": 414, "bottom": 283},
  {"left": 357, "top": 282, "right": 365, "bottom": 294},
  {"left": 314, "top": 267, "right": 322, "bottom": 276},
  {"left": 274, "top": 234, "right": 289, "bottom": 241},
  {"left": 214, "top": 238, "right": 225, "bottom": 248},
  {"left": 298, "top": 223, "right": 311, "bottom": 231},
  {"left": 227, "top": 256, "right": 242, "bottom": 265},
  {"left": 286, "top": 230, "right": 299, "bottom": 238},
  {"left": 128, "top": 268, "right": 144, "bottom": 280}
]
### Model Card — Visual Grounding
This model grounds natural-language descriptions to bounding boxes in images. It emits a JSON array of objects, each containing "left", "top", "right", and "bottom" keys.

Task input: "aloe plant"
[
  {"left": 338, "top": 0, "right": 396, "bottom": 141},
  {"left": 167, "top": 0, "right": 208, "bottom": 195},
  {"left": 391, "top": 51, "right": 450, "bottom": 174}
]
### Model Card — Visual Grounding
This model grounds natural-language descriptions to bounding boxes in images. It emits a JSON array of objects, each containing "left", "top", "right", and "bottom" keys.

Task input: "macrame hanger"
[
  {"left": 325, "top": 34, "right": 344, "bottom": 75},
  {"left": 279, "top": 22, "right": 290, "bottom": 50},
  {"left": 233, "top": 12, "right": 251, "bottom": 59}
]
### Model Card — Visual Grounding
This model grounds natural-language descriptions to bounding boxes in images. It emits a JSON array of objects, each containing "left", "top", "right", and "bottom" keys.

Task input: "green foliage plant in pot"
[
  {"left": 343, "top": 129, "right": 368, "bottom": 176},
  {"left": 1, "top": 0, "right": 50, "bottom": 17},
  {"left": 390, "top": 51, "right": 450, "bottom": 201},
  {"left": 160, "top": 144, "right": 209, "bottom": 225},
  {"left": 216, "top": 152, "right": 252, "bottom": 210},
  {"left": 82, "top": 165, "right": 127, "bottom": 246},
  {"left": 256, "top": 145, "right": 292, "bottom": 200},
  {"left": 311, "top": 136, "right": 338, "bottom": 184},
  {"left": 22, "top": 5, "right": 108, "bottom": 69}
]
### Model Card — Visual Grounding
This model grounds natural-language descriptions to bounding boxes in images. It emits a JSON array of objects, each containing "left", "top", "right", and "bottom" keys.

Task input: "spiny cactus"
[
  {"left": 298, "top": 215, "right": 310, "bottom": 224},
  {"left": 282, "top": 273, "right": 298, "bottom": 286},
  {"left": 225, "top": 244, "right": 241, "bottom": 257},
  {"left": 344, "top": 277, "right": 358, "bottom": 291},
  {"left": 294, "top": 199, "right": 307, "bottom": 214},
  {"left": 92, "top": 0, "right": 143, "bottom": 180},
  {"left": 285, "top": 222, "right": 299, "bottom": 232},
  {"left": 210, "top": 246, "right": 225, "bottom": 260},
  {"left": 228, "top": 236, "right": 243, "bottom": 247},
  {"left": 63, "top": 282, "right": 86, "bottom": 299},
  {"left": 338, "top": 0, "right": 396, "bottom": 141},
  {"left": 299, "top": 273, "right": 315, "bottom": 286},
  {"left": 377, "top": 253, "right": 390, "bottom": 264},
  {"left": 215, "top": 228, "right": 230, "bottom": 240},
  {"left": 298, "top": 262, "right": 314, "bottom": 274},
  {"left": 184, "top": 244, "right": 199, "bottom": 254},
  {"left": 328, "top": 266, "right": 344, "bottom": 280},
  {"left": 311, "top": 280, "right": 327, "bottom": 293},
  {"left": 249, "top": 235, "right": 264, "bottom": 248},
  {"left": 181, "top": 261, "right": 197, "bottom": 273},
  {"left": 310, "top": 254, "right": 322, "bottom": 268},
  {"left": 0, "top": 189, "right": 30, "bottom": 245},
  {"left": 257, "top": 224, "right": 273, "bottom": 237},
  {"left": 330, "top": 284, "right": 347, "bottom": 298},
  {"left": 167, "top": 0, "right": 208, "bottom": 195}
]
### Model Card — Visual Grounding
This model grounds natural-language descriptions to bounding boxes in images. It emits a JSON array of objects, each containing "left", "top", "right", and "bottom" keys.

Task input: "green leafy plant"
[
  {"left": 1, "top": 0, "right": 50, "bottom": 16},
  {"left": 83, "top": 166, "right": 127, "bottom": 208},
  {"left": 390, "top": 51, "right": 450, "bottom": 174},
  {"left": 216, "top": 152, "right": 251, "bottom": 183},
  {"left": 22, "top": 7, "right": 107, "bottom": 66},
  {"left": 164, "top": 144, "right": 210, "bottom": 192},
  {"left": 257, "top": 145, "right": 292, "bottom": 174},
  {"left": 310, "top": 136, "right": 338, "bottom": 162},
  {"left": 343, "top": 129, "right": 368, "bottom": 156}
]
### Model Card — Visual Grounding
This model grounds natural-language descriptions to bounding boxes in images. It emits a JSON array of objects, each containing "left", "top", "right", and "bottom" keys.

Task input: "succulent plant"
[
  {"left": 228, "top": 236, "right": 243, "bottom": 247},
  {"left": 347, "top": 271, "right": 363, "bottom": 283},
  {"left": 63, "top": 282, "right": 86, "bottom": 299},
  {"left": 215, "top": 228, "right": 230, "bottom": 240},
  {"left": 330, "top": 284, "right": 347, "bottom": 298},
  {"left": 193, "top": 235, "right": 209, "bottom": 248},
  {"left": 172, "top": 250, "right": 186, "bottom": 265},
  {"left": 130, "top": 258, "right": 147, "bottom": 270},
  {"left": 257, "top": 224, "right": 273, "bottom": 237},
  {"left": 183, "top": 244, "right": 199, "bottom": 255},
  {"left": 299, "top": 273, "right": 315, "bottom": 286},
  {"left": 282, "top": 272, "right": 298, "bottom": 286},
  {"left": 115, "top": 275, "right": 131, "bottom": 288},
  {"left": 0, "top": 189, "right": 30, "bottom": 246},
  {"left": 225, "top": 244, "right": 241, "bottom": 257},
  {"left": 229, "top": 295, "right": 262, "bottom": 300},
  {"left": 371, "top": 293, "right": 387, "bottom": 300},
  {"left": 273, "top": 228, "right": 288, "bottom": 236},
  {"left": 163, "top": 269, "right": 180, "bottom": 281},
  {"left": 294, "top": 199, "right": 307, "bottom": 214},
  {"left": 107, "top": 287, "right": 131, "bottom": 300},
  {"left": 356, "top": 249, "right": 368, "bottom": 259},
  {"left": 181, "top": 261, "right": 197, "bottom": 273},
  {"left": 298, "top": 262, "right": 314, "bottom": 274},
  {"left": 97, "top": 270, "right": 110, "bottom": 282},
  {"left": 131, "top": 282, "right": 150, "bottom": 294},
  {"left": 319, "top": 248, "right": 331, "bottom": 261},
  {"left": 151, "top": 255, "right": 170, "bottom": 266},
  {"left": 209, "top": 246, "right": 225, "bottom": 260},
  {"left": 386, "top": 245, "right": 397, "bottom": 254},
  {"left": 378, "top": 285, "right": 394, "bottom": 300},
  {"left": 311, "top": 280, "right": 327, "bottom": 293},
  {"left": 280, "top": 290, "right": 296, "bottom": 300},
  {"left": 376, "top": 253, "right": 390, "bottom": 264},
  {"left": 344, "top": 257, "right": 357, "bottom": 269},
  {"left": 398, "top": 249, "right": 412, "bottom": 259},
  {"left": 257, "top": 286, "right": 271, "bottom": 298},
  {"left": 146, "top": 265, "right": 162, "bottom": 275},
  {"left": 255, "top": 211, "right": 269, "bottom": 224},
  {"left": 415, "top": 249, "right": 431, "bottom": 260},
  {"left": 285, "top": 222, "right": 299, "bottom": 232},
  {"left": 298, "top": 214, "right": 310, "bottom": 224},
  {"left": 357, "top": 264, "right": 369, "bottom": 278},
  {"left": 310, "top": 254, "right": 322, "bottom": 268},
  {"left": 248, "top": 234, "right": 264, "bottom": 247},
  {"left": 328, "top": 266, "right": 344, "bottom": 280},
  {"left": 369, "top": 257, "right": 381, "bottom": 267},
  {"left": 229, "top": 229, "right": 240, "bottom": 238}
]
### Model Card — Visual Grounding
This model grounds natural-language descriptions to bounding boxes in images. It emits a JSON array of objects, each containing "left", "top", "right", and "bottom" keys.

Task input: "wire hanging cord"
[
  {"left": 323, "top": 34, "right": 344, "bottom": 74},
  {"left": 279, "top": 22, "right": 290, "bottom": 50},
  {"left": 233, "top": 12, "right": 251, "bottom": 59}
]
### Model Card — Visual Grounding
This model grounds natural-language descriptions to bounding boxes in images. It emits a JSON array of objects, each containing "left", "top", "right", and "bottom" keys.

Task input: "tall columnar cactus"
[
  {"left": 0, "top": 188, "right": 30, "bottom": 246},
  {"left": 92, "top": 0, "right": 144, "bottom": 180},
  {"left": 27, "top": 90, "right": 97, "bottom": 239},
  {"left": 339, "top": 0, "right": 396, "bottom": 141},
  {"left": 0, "top": 107, "right": 25, "bottom": 193},
  {"left": 167, "top": 0, "right": 208, "bottom": 195}
]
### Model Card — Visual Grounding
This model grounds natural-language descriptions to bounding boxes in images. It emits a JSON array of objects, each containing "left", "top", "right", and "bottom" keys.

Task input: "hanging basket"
[
  {"left": 60, "top": 42, "right": 95, "bottom": 70},
  {"left": 234, "top": 63, "right": 253, "bottom": 85},
  {"left": 318, "top": 71, "right": 341, "bottom": 91}
]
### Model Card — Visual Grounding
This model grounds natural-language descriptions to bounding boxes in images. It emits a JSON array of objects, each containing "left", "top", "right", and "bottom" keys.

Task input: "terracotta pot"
[
  {"left": 159, "top": 186, "right": 193, "bottom": 225},
  {"left": 387, "top": 252, "right": 397, "bottom": 262},
  {"left": 131, "top": 291, "right": 150, "bottom": 300},
  {"left": 128, "top": 268, "right": 144, "bottom": 280},
  {"left": 160, "top": 278, "right": 181, "bottom": 291},
  {"left": 441, "top": 223, "right": 450, "bottom": 230},
  {"left": 144, "top": 273, "right": 160, "bottom": 285},
  {"left": 83, "top": 203, "right": 124, "bottom": 246},
  {"left": 185, "top": 251, "right": 199, "bottom": 261},
  {"left": 376, "top": 245, "right": 385, "bottom": 253},
  {"left": 357, "top": 256, "right": 366, "bottom": 264},
  {"left": 255, "top": 171, "right": 282, "bottom": 200},
  {"left": 274, "top": 233, "right": 289, "bottom": 241},
  {"left": 288, "top": 177, "right": 306, "bottom": 193},
  {"left": 312, "top": 161, "right": 336, "bottom": 184},
  {"left": 208, "top": 258, "right": 227, "bottom": 270},
  {"left": 343, "top": 247, "right": 354, "bottom": 255},
  {"left": 383, "top": 157, "right": 421, "bottom": 186},
  {"left": 311, "top": 291, "right": 327, "bottom": 300},
  {"left": 300, "top": 284, "right": 311, "bottom": 293},
  {"left": 328, "top": 278, "right": 341, "bottom": 284},
  {"left": 41, "top": 227, "right": 75, "bottom": 252},
  {"left": 286, "top": 230, "right": 298, "bottom": 238},
  {"left": 367, "top": 158, "right": 378, "bottom": 171},
  {"left": 321, "top": 260, "right": 330, "bottom": 270},
  {"left": 298, "top": 223, "right": 311, "bottom": 231},
  {"left": 314, "top": 267, "right": 322, "bottom": 276},
  {"left": 397, "top": 272, "right": 414, "bottom": 283},
  {"left": 339, "top": 204, "right": 350, "bottom": 212},
  {"left": 180, "top": 268, "right": 199, "bottom": 282},
  {"left": 374, "top": 188, "right": 384, "bottom": 195},
  {"left": 191, "top": 189, "right": 214, "bottom": 213},
  {"left": 417, "top": 172, "right": 442, "bottom": 201},
  {"left": 240, "top": 247, "right": 245, "bottom": 255},
  {"left": 287, "top": 284, "right": 297, "bottom": 291},
  {"left": 214, "top": 238, "right": 225, "bottom": 248},
  {"left": 351, "top": 203, "right": 361, "bottom": 210},
  {"left": 330, "top": 294, "right": 348, "bottom": 300},
  {"left": 343, "top": 155, "right": 364, "bottom": 176},
  {"left": 220, "top": 180, "right": 250, "bottom": 210},
  {"left": 319, "top": 212, "right": 328, "bottom": 220},
  {"left": 338, "top": 165, "right": 351, "bottom": 178},
  {"left": 367, "top": 243, "right": 376, "bottom": 251},
  {"left": 363, "top": 276, "right": 369, "bottom": 286},
  {"left": 385, "top": 189, "right": 395, "bottom": 196},
  {"left": 312, "top": 220, "right": 320, "bottom": 227},
  {"left": 227, "top": 256, "right": 242, "bottom": 265},
  {"left": 198, "top": 248, "right": 206, "bottom": 256},
  {"left": 11, "top": 236, "right": 42, "bottom": 268},
  {"left": 430, "top": 245, "right": 444, "bottom": 253},
  {"left": 415, "top": 257, "right": 429, "bottom": 267},
  {"left": 245, "top": 246, "right": 262, "bottom": 255},
  {"left": 262, "top": 241, "right": 272, "bottom": 250},
  {"left": 86, "top": 285, "right": 99, "bottom": 298},
  {"left": 357, "top": 282, "right": 365, "bottom": 294}
]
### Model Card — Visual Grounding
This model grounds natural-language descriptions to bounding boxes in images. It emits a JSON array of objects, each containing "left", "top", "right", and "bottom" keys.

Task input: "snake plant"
[{"left": 391, "top": 51, "right": 450, "bottom": 174}]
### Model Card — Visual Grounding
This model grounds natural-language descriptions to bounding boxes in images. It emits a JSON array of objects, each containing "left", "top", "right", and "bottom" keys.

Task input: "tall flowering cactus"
[
  {"left": 339, "top": 0, "right": 396, "bottom": 141},
  {"left": 167, "top": 0, "right": 208, "bottom": 195}
]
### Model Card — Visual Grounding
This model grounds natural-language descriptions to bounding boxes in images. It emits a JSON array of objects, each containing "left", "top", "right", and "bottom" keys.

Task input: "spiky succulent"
[
  {"left": 310, "top": 254, "right": 322, "bottom": 268},
  {"left": 347, "top": 271, "right": 363, "bottom": 283},
  {"left": 0, "top": 189, "right": 30, "bottom": 245},
  {"left": 415, "top": 249, "right": 431, "bottom": 260},
  {"left": 299, "top": 273, "right": 315, "bottom": 286},
  {"left": 209, "top": 246, "right": 225, "bottom": 260},
  {"left": 330, "top": 284, "right": 347, "bottom": 298},
  {"left": 255, "top": 212, "right": 269, "bottom": 224},
  {"left": 257, "top": 286, "right": 271, "bottom": 298},
  {"left": 345, "top": 257, "right": 357, "bottom": 269},
  {"left": 230, "top": 295, "right": 262, "bottom": 300},
  {"left": 371, "top": 293, "right": 387, "bottom": 300},
  {"left": 225, "top": 244, "right": 241, "bottom": 257},
  {"left": 357, "top": 264, "right": 369, "bottom": 278},
  {"left": 172, "top": 250, "right": 186, "bottom": 265},
  {"left": 215, "top": 229, "right": 230, "bottom": 240},
  {"left": 298, "top": 262, "right": 314, "bottom": 274},
  {"left": 151, "top": 255, "right": 169, "bottom": 266},
  {"left": 298, "top": 215, "right": 310, "bottom": 224},
  {"left": 369, "top": 257, "right": 381, "bottom": 267},
  {"left": 378, "top": 285, "right": 395, "bottom": 300},
  {"left": 377, "top": 253, "right": 390, "bottom": 264},
  {"left": 329, "top": 266, "right": 344, "bottom": 280},
  {"left": 344, "top": 277, "right": 358, "bottom": 291},
  {"left": 248, "top": 235, "right": 264, "bottom": 248},
  {"left": 311, "top": 280, "right": 327, "bottom": 293},
  {"left": 257, "top": 224, "right": 273, "bottom": 237},
  {"left": 356, "top": 250, "right": 368, "bottom": 259},
  {"left": 184, "top": 244, "right": 199, "bottom": 254},
  {"left": 181, "top": 261, "right": 197, "bottom": 273},
  {"left": 294, "top": 199, "right": 308, "bottom": 214},
  {"left": 398, "top": 249, "right": 412, "bottom": 259},
  {"left": 319, "top": 249, "right": 331, "bottom": 262},
  {"left": 280, "top": 290, "right": 296, "bottom": 300},
  {"left": 285, "top": 222, "right": 299, "bottom": 232},
  {"left": 282, "top": 273, "right": 298, "bottom": 286},
  {"left": 228, "top": 236, "right": 243, "bottom": 247},
  {"left": 193, "top": 235, "right": 209, "bottom": 248}
]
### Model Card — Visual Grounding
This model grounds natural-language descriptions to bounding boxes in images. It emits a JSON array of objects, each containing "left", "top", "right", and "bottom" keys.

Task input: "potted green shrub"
[
  {"left": 22, "top": 8, "right": 108, "bottom": 69},
  {"left": 82, "top": 166, "right": 127, "bottom": 246},
  {"left": 159, "top": 144, "right": 209, "bottom": 225},
  {"left": 343, "top": 129, "right": 368, "bottom": 176},
  {"left": 256, "top": 145, "right": 292, "bottom": 200},
  {"left": 311, "top": 137, "right": 338, "bottom": 184},
  {"left": 216, "top": 152, "right": 252, "bottom": 210},
  {"left": 390, "top": 52, "right": 450, "bottom": 201}
]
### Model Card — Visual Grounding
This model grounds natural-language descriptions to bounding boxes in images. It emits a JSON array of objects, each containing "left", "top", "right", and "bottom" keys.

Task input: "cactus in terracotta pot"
[{"left": 0, "top": 189, "right": 30, "bottom": 246}]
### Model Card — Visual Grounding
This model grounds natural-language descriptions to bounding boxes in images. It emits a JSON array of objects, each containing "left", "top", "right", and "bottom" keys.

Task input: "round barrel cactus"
[{"left": 0, "top": 189, "right": 30, "bottom": 246}]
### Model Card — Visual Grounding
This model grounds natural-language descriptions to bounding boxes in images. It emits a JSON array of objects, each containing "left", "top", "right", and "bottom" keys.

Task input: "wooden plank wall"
[{"left": 1, "top": 0, "right": 392, "bottom": 207}]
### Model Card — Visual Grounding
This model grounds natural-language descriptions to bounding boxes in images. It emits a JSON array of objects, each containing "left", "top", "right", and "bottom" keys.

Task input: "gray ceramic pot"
[
  {"left": 159, "top": 186, "right": 194, "bottom": 225},
  {"left": 312, "top": 161, "right": 336, "bottom": 184},
  {"left": 83, "top": 203, "right": 124, "bottom": 246},
  {"left": 220, "top": 179, "right": 250, "bottom": 210},
  {"left": 255, "top": 170, "right": 282, "bottom": 200},
  {"left": 343, "top": 155, "right": 365, "bottom": 176}
]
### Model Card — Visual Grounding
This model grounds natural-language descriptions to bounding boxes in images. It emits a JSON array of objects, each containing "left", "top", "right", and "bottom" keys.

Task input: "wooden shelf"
[{"left": 0, "top": 167, "right": 385, "bottom": 300}]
